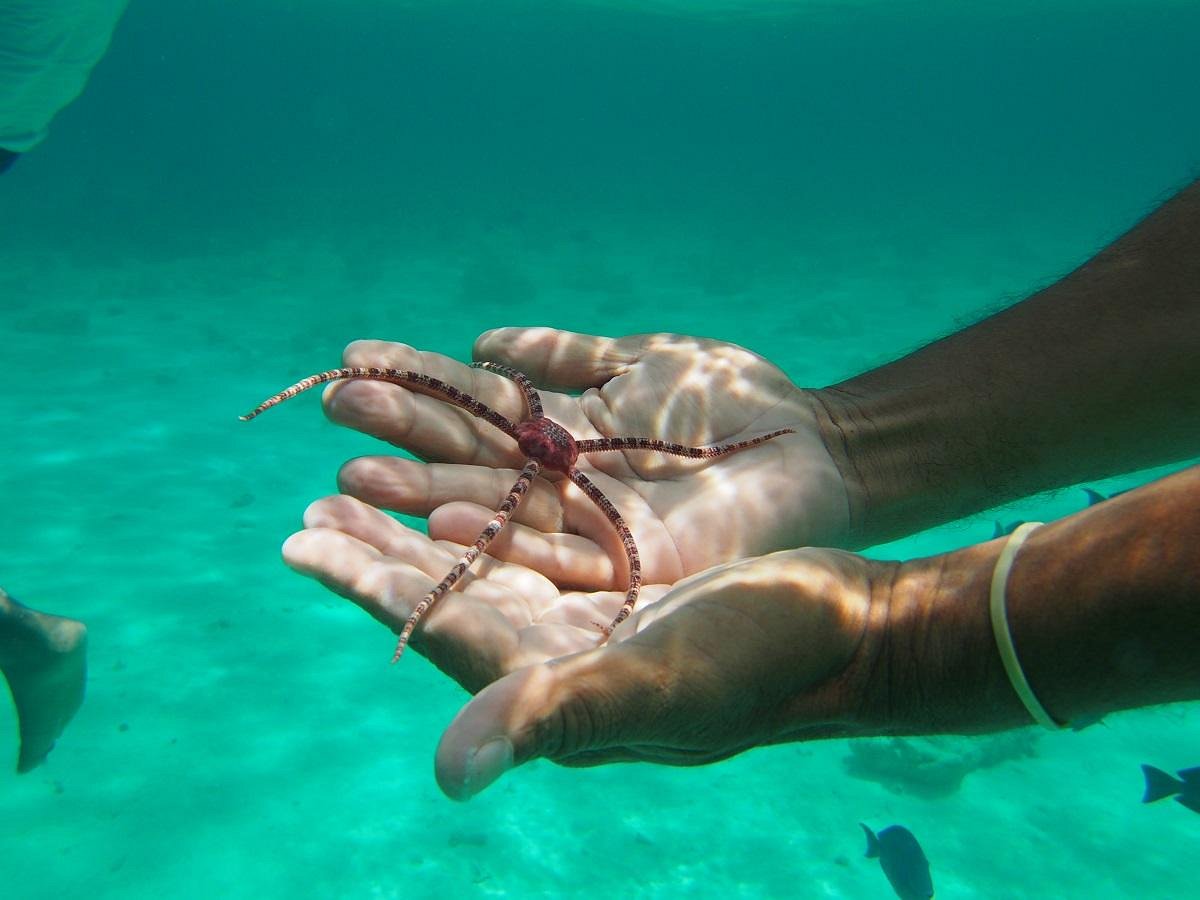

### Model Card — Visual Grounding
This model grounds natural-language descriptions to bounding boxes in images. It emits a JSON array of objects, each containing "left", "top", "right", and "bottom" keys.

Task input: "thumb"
[
  {"left": 433, "top": 664, "right": 553, "bottom": 801},
  {"left": 473, "top": 327, "right": 644, "bottom": 391},
  {"left": 434, "top": 644, "right": 664, "bottom": 800}
]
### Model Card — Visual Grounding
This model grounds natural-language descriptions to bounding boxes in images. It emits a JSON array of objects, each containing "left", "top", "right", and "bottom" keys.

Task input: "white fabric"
[{"left": 0, "top": 0, "right": 128, "bottom": 151}]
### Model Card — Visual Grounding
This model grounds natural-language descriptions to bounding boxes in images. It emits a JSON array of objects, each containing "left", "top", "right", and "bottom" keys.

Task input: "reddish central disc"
[{"left": 515, "top": 417, "right": 578, "bottom": 474}]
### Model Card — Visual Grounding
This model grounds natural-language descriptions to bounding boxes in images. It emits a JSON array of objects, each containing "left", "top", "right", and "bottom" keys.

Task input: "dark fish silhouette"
[
  {"left": 1068, "top": 711, "right": 1106, "bottom": 732},
  {"left": 861, "top": 823, "right": 934, "bottom": 900},
  {"left": 992, "top": 486, "right": 1134, "bottom": 540},
  {"left": 992, "top": 520, "right": 1026, "bottom": 539},
  {"left": 1142, "top": 764, "right": 1200, "bottom": 814},
  {"left": 1083, "top": 487, "right": 1130, "bottom": 506}
]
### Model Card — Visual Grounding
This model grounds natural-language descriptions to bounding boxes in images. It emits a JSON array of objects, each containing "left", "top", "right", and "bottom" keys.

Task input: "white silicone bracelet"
[{"left": 988, "top": 521, "right": 1065, "bottom": 731}]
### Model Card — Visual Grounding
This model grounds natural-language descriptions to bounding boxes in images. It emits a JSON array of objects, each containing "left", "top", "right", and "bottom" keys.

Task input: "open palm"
[
  {"left": 283, "top": 512, "right": 882, "bottom": 799},
  {"left": 283, "top": 494, "right": 653, "bottom": 688},
  {"left": 321, "top": 328, "right": 849, "bottom": 592}
]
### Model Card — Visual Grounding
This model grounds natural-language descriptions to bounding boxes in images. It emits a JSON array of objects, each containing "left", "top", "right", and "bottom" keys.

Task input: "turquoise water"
[{"left": 2, "top": 1, "right": 1199, "bottom": 896}]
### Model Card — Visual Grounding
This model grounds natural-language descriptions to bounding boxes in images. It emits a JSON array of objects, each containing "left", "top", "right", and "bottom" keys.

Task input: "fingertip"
[
  {"left": 321, "top": 378, "right": 395, "bottom": 428},
  {"left": 335, "top": 455, "right": 386, "bottom": 497},
  {"left": 298, "top": 494, "right": 352, "bottom": 529},
  {"left": 434, "top": 664, "right": 557, "bottom": 800},
  {"left": 341, "top": 339, "right": 417, "bottom": 367},
  {"left": 436, "top": 734, "right": 515, "bottom": 801},
  {"left": 281, "top": 512, "right": 370, "bottom": 575},
  {"left": 473, "top": 327, "right": 631, "bottom": 389},
  {"left": 341, "top": 338, "right": 376, "bottom": 365},
  {"left": 472, "top": 327, "right": 505, "bottom": 357},
  {"left": 472, "top": 327, "right": 551, "bottom": 366},
  {"left": 280, "top": 527, "right": 318, "bottom": 568}
]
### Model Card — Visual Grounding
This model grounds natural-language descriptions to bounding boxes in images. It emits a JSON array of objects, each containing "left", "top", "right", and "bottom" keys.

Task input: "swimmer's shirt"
[{"left": 0, "top": 0, "right": 129, "bottom": 152}]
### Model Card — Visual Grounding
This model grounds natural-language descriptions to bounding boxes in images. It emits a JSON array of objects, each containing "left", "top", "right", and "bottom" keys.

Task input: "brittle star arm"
[
  {"left": 392, "top": 458, "right": 542, "bottom": 662},
  {"left": 570, "top": 430, "right": 794, "bottom": 635},
  {"left": 239, "top": 367, "right": 521, "bottom": 440},
  {"left": 575, "top": 430, "right": 794, "bottom": 458},
  {"left": 567, "top": 468, "right": 642, "bottom": 636},
  {"left": 470, "top": 361, "right": 543, "bottom": 418}
]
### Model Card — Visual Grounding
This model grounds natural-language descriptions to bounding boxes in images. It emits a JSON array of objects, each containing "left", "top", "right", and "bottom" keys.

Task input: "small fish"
[
  {"left": 860, "top": 823, "right": 934, "bottom": 900},
  {"left": 1142, "top": 764, "right": 1200, "bottom": 814},
  {"left": 1082, "top": 487, "right": 1130, "bottom": 506},
  {"left": 1070, "top": 710, "right": 1104, "bottom": 734},
  {"left": 992, "top": 520, "right": 1026, "bottom": 539},
  {"left": 994, "top": 487, "right": 1132, "bottom": 540},
  {"left": 1068, "top": 711, "right": 1106, "bottom": 732}
]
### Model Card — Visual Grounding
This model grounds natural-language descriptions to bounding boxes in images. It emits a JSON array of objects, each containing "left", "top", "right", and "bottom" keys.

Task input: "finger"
[
  {"left": 283, "top": 522, "right": 525, "bottom": 681},
  {"left": 428, "top": 501, "right": 618, "bottom": 590},
  {"left": 473, "top": 327, "right": 647, "bottom": 391},
  {"left": 298, "top": 493, "right": 446, "bottom": 566},
  {"left": 434, "top": 642, "right": 672, "bottom": 800},
  {"left": 323, "top": 341, "right": 529, "bottom": 464},
  {"left": 336, "top": 456, "right": 564, "bottom": 531},
  {"left": 281, "top": 524, "right": 433, "bottom": 630},
  {"left": 296, "top": 495, "right": 571, "bottom": 625},
  {"left": 288, "top": 496, "right": 499, "bottom": 621}
]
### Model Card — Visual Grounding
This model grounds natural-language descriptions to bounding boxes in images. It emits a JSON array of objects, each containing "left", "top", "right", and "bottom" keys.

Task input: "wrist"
[
  {"left": 810, "top": 378, "right": 1027, "bottom": 549},
  {"left": 857, "top": 541, "right": 1033, "bottom": 735},
  {"left": 807, "top": 387, "right": 873, "bottom": 546},
  {"left": 857, "top": 467, "right": 1200, "bottom": 736},
  {"left": 1002, "top": 469, "right": 1200, "bottom": 720},
  {"left": 807, "top": 385, "right": 942, "bottom": 549}
]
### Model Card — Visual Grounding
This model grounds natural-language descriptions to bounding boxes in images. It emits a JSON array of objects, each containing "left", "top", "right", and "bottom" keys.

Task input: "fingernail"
[{"left": 462, "top": 736, "right": 514, "bottom": 797}]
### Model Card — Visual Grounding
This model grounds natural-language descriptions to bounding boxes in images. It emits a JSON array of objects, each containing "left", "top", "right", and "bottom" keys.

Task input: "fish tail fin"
[
  {"left": 1175, "top": 766, "right": 1200, "bottom": 784},
  {"left": 1142, "top": 764, "right": 1182, "bottom": 803},
  {"left": 1082, "top": 488, "right": 1107, "bottom": 506},
  {"left": 859, "top": 822, "right": 880, "bottom": 858},
  {"left": 1176, "top": 794, "right": 1200, "bottom": 815}
]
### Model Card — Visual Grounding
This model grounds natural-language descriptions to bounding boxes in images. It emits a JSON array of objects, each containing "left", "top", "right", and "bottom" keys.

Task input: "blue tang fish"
[
  {"left": 1082, "top": 486, "right": 1129, "bottom": 506},
  {"left": 1142, "top": 764, "right": 1200, "bottom": 814},
  {"left": 861, "top": 823, "right": 934, "bottom": 900}
]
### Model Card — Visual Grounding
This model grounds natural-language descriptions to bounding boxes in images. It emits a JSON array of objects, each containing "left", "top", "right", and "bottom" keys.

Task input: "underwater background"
[{"left": 2, "top": 0, "right": 1199, "bottom": 896}]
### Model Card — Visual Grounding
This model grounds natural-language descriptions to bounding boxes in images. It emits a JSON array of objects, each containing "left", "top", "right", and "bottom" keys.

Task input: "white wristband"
[{"left": 988, "top": 522, "right": 1065, "bottom": 731}]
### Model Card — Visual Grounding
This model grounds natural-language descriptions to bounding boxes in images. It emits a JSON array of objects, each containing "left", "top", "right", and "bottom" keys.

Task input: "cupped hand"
[
  {"left": 323, "top": 328, "right": 849, "bottom": 591},
  {"left": 282, "top": 507, "right": 890, "bottom": 800}
]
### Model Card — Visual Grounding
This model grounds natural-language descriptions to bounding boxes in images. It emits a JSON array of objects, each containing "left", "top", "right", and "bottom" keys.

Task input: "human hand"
[
  {"left": 323, "top": 328, "right": 849, "bottom": 592},
  {"left": 282, "top": 512, "right": 891, "bottom": 800}
]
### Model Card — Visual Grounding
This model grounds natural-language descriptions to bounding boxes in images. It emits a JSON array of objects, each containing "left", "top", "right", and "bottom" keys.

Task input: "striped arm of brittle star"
[
  {"left": 574, "top": 429, "right": 794, "bottom": 458},
  {"left": 392, "top": 458, "right": 542, "bottom": 662},
  {"left": 568, "top": 468, "right": 642, "bottom": 638},
  {"left": 470, "top": 361, "right": 543, "bottom": 419},
  {"left": 240, "top": 367, "right": 521, "bottom": 440}
]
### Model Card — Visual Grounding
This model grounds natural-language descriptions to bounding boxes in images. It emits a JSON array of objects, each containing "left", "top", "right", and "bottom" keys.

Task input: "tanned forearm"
[
  {"left": 873, "top": 465, "right": 1200, "bottom": 734},
  {"left": 813, "top": 178, "right": 1200, "bottom": 549}
]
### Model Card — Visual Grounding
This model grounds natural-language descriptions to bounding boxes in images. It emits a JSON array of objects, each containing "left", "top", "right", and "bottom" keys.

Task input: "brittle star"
[{"left": 241, "top": 361, "right": 793, "bottom": 663}]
